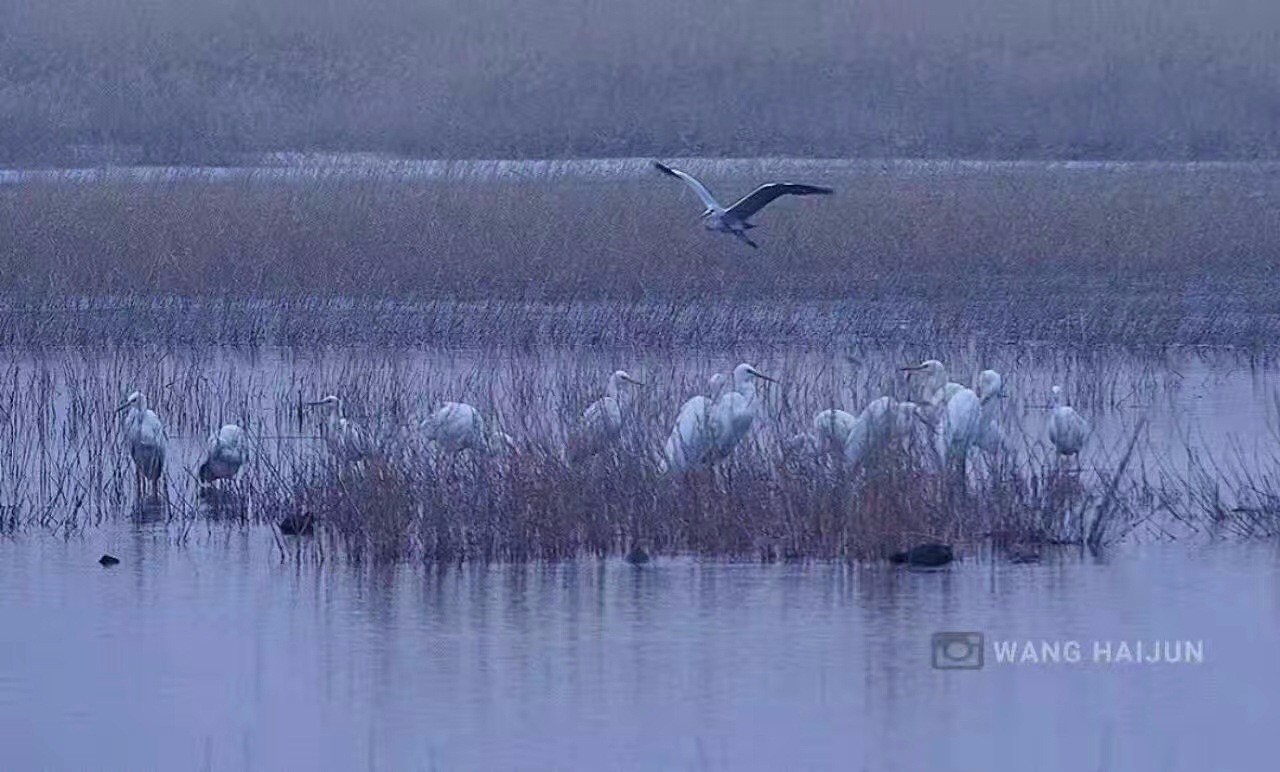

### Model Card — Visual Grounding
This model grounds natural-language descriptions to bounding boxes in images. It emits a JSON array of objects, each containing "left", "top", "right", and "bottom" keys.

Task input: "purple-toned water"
[{"left": 0, "top": 531, "right": 1275, "bottom": 771}]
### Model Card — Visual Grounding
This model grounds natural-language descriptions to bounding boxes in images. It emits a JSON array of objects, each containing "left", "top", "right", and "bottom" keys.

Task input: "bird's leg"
[{"left": 732, "top": 230, "right": 758, "bottom": 249}]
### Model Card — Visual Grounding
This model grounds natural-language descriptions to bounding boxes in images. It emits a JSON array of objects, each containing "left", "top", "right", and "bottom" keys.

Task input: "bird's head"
[
  {"left": 116, "top": 391, "right": 144, "bottom": 413},
  {"left": 614, "top": 370, "right": 644, "bottom": 387},
  {"left": 901, "top": 360, "right": 947, "bottom": 400},
  {"left": 977, "top": 370, "right": 1005, "bottom": 402},
  {"left": 734, "top": 363, "right": 778, "bottom": 386}
]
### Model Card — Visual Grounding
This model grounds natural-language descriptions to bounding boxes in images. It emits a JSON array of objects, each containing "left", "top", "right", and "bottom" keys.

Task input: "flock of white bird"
[{"left": 118, "top": 360, "right": 1091, "bottom": 499}]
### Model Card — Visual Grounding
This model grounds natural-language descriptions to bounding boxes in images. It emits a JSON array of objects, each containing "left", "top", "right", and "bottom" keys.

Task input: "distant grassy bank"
[{"left": 5, "top": 0, "right": 1280, "bottom": 163}]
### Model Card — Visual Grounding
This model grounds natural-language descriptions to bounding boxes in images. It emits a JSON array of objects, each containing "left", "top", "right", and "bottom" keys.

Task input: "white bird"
[
  {"left": 198, "top": 424, "right": 248, "bottom": 485},
  {"left": 812, "top": 409, "right": 858, "bottom": 456},
  {"left": 842, "top": 396, "right": 924, "bottom": 468},
  {"left": 662, "top": 372, "right": 730, "bottom": 473},
  {"left": 420, "top": 402, "right": 511, "bottom": 455},
  {"left": 1047, "top": 385, "right": 1090, "bottom": 466},
  {"left": 117, "top": 390, "right": 166, "bottom": 497},
  {"left": 306, "top": 395, "right": 370, "bottom": 461},
  {"left": 901, "top": 361, "right": 981, "bottom": 471},
  {"left": 567, "top": 370, "right": 644, "bottom": 462},
  {"left": 937, "top": 388, "right": 983, "bottom": 471},
  {"left": 706, "top": 363, "right": 778, "bottom": 462},
  {"left": 901, "top": 360, "right": 964, "bottom": 409},
  {"left": 782, "top": 408, "right": 857, "bottom": 464},
  {"left": 973, "top": 369, "right": 1007, "bottom": 456},
  {"left": 653, "top": 161, "right": 834, "bottom": 248}
]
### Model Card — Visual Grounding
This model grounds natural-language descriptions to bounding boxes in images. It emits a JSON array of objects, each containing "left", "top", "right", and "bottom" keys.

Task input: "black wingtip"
[{"left": 652, "top": 160, "right": 677, "bottom": 177}]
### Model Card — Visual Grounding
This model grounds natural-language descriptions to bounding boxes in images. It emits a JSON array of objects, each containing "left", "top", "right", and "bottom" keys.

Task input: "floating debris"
[{"left": 890, "top": 543, "right": 954, "bottom": 567}]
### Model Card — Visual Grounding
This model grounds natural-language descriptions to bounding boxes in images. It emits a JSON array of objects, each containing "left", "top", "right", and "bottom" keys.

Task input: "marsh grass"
[
  {"left": 5, "top": 162, "right": 1280, "bottom": 350},
  {"left": 1, "top": 343, "right": 1274, "bottom": 563}
]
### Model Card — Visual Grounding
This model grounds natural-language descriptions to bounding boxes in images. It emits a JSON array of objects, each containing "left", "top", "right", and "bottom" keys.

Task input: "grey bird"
[{"left": 653, "top": 161, "right": 834, "bottom": 248}]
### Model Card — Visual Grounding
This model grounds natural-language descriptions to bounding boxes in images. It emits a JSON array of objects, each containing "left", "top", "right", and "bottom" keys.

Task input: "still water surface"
[{"left": 1, "top": 530, "right": 1276, "bottom": 771}]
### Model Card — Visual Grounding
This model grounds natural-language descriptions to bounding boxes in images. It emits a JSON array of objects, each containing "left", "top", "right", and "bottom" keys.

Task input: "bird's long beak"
[
  {"left": 750, "top": 369, "right": 778, "bottom": 384},
  {"left": 623, "top": 374, "right": 645, "bottom": 386},
  {"left": 114, "top": 402, "right": 130, "bottom": 413},
  {"left": 304, "top": 400, "right": 327, "bottom": 407},
  {"left": 901, "top": 364, "right": 927, "bottom": 372}
]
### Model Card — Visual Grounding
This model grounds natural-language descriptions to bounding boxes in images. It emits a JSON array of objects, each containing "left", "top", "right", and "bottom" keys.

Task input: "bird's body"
[
  {"left": 653, "top": 161, "right": 833, "bottom": 248},
  {"left": 118, "top": 391, "right": 166, "bottom": 497},
  {"left": 902, "top": 360, "right": 981, "bottom": 471},
  {"left": 843, "top": 396, "right": 923, "bottom": 468},
  {"left": 706, "top": 363, "right": 777, "bottom": 462},
  {"left": 420, "top": 401, "right": 514, "bottom": 456},
  {"left": 1048, "top": 385, "right": 1090, "bottom": 464},
  {"left": 420, "top": 401, "right": 486, "bottom": 453},
  {"left": 307, "top": 395, "right": 370, "bottom": 462},
  {"left": 939, "top": 388, "right": 983, "bottom": 465},
  {"left": 663, "top": 394, "right": 715, "bottom": 473},
  {"left": 662, "top": 371, "right": 737, "bottom": 474},
  {"left": 974, "top": 369, "right": 1006, "bottom": 456},
  {"left": 812, "top": 409, "right": 858, "bottom": 456},
  {"left": 567, "top": 370, "right": 643, "bottom": 462},
  {"left": 198, "top": 423, "right": 248, "bottom": 484}
]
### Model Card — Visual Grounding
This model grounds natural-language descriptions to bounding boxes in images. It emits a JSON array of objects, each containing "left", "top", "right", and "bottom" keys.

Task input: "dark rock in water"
[
  {"left": 98, "top": 554, "right": 120, "bottom": 567},
  {"left": 890, "top": 543, "right": 954, "bottom": 567},
  {"left": 279, "top": 513, "right": 315, "bottom": 536},
  {"left": 625, "top": 546, "right": 650, "bottom": 565}
]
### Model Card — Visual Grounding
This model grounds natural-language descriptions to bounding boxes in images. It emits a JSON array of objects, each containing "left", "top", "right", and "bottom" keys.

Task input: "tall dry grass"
[{"left": 4, "top": 163, "right": 1280, "bottom": 349}]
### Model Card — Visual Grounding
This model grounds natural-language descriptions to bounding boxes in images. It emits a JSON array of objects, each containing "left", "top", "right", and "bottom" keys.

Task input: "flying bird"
[{"left": 652, "top": 161, "right": 833, "bottom": 248}]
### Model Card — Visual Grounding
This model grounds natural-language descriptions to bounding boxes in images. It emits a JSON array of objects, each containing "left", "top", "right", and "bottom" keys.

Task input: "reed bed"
[
  {"left": 5, "top": 163, "right": 1280, "bottom": 350},
  {"left": 2, "top": 343, "right": 1276, "bottom": 563}
]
